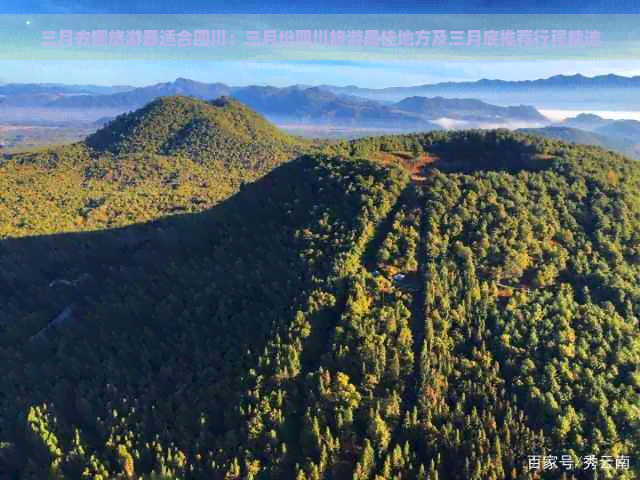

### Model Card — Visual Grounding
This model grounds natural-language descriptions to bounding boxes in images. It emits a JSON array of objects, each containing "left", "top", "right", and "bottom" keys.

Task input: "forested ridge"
[
  {"left": 0, "top": 98, "right": 639, "bottom": 480},
  {"left": 0, "top": 96, "right": 312, "bottom": 238}
]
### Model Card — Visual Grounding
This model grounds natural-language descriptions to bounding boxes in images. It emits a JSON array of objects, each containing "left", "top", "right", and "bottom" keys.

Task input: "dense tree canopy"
[{"left": 0, "top": 103, "right": 638, "bottom": 480}]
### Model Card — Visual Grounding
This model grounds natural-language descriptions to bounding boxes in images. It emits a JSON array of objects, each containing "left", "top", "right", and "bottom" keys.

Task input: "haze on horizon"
[
  {"left": 4, "top": 69, "right": 640, "bottom": 122},
  {"left": 2, "top": 67, "right": 640, "bottom": 154},
  {"left": 3, "top": 60, "right": 640, "bottom": 89}
]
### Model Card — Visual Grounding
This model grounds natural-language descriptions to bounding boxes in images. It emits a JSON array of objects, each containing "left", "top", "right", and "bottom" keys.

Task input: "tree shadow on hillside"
[
  {"left": 0, "top": 156, "right": 333, "bottom": 477},
  {"left": 418, "top": 131, "right": 558, "bottom": 175}
]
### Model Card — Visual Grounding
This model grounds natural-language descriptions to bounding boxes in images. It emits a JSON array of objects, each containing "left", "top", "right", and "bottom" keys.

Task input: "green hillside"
[
  {"left": 0, "top": 107, "right": 639, "bottom": 480},
  {"left": 85, "top": 95, "right": 303, "bottom": 159},
  {"left": 0, "top": 96, "right": 310, "bottom": 238}
]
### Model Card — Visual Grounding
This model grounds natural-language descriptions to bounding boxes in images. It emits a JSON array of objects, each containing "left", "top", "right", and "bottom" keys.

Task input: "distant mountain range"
[
  {"left": 0, "top": 83, "right": 134, "bottom": 96},
  {"left": 555, "top": 115, "right": 640, "bottom": 139},
  {"left": 3, "top": 75, "right": 640, "bottom": 158},
  {"left": 320, "top": 73, "right": 640, "bottom": 94},
  {"left": 595, "top": 119, "right": 640, "bottom": 140},
  {"left": 391, "top": 96, "right": 543, "bottom": 121},
  {"left": 0, "top": 77, "right": 548, "bottom": 129},
  {"left": 2, "top": 73, "right": 640, "bottom": 124},
  {"left": 554, "top": 113, "right": 613, "bottom": 131},
  {"left": 518, "top": 115, "right": 640, "bottom": 159},
  {"left": 318, "top": 74, "right": 640, "bottom": 108},
  {"left": 4, "top": 72, "right": 640, "bottom": 98}
]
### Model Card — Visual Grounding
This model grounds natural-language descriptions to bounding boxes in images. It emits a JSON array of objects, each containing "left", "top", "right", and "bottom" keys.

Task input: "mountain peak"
[
  {"left": 210, "top": 95, "right": 240, "bottom": 107},
  {"left": 574, "top": 113, "right": 603, "bottom": 119},
  {"left": 174, "top": 77, "right": 199, "bottom": 85},
  {"left": 85, "top": 95, "right": 301, "bottom": 163}
]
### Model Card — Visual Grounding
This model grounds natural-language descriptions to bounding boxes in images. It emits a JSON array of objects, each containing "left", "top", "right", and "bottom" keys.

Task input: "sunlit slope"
[
  {"left": 85, "top": 95, "right": 303, "bottom": 158},
  {"left": 0, "top": 128, "right": 639, "bottom": 480},
  {"left": 0, "top": 96, "right": 310, "bottom": 238}
]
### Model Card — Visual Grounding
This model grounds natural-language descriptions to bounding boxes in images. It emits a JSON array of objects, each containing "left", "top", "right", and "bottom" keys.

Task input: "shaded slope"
[
  {"left": 0, "top": 154, "right": 410, "bottom": 479},
  {"left": 1, "top": 129, "right": 640, "bottom": 480}
]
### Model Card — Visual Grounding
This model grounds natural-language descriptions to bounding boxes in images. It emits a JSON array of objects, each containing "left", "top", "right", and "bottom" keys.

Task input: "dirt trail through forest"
[{"left": 366, "top": 151, "right": 440, "bottom": 185}]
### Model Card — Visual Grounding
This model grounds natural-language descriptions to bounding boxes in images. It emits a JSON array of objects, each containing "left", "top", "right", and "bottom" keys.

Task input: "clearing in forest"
[{"left": 366, "top": 150, "right": 441, "bottom": 184}]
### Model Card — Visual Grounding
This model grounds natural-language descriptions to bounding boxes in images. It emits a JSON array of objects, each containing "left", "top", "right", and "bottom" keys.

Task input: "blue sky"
[{"left": 1, "top": 0, "right": 640, "bottom": 87}]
